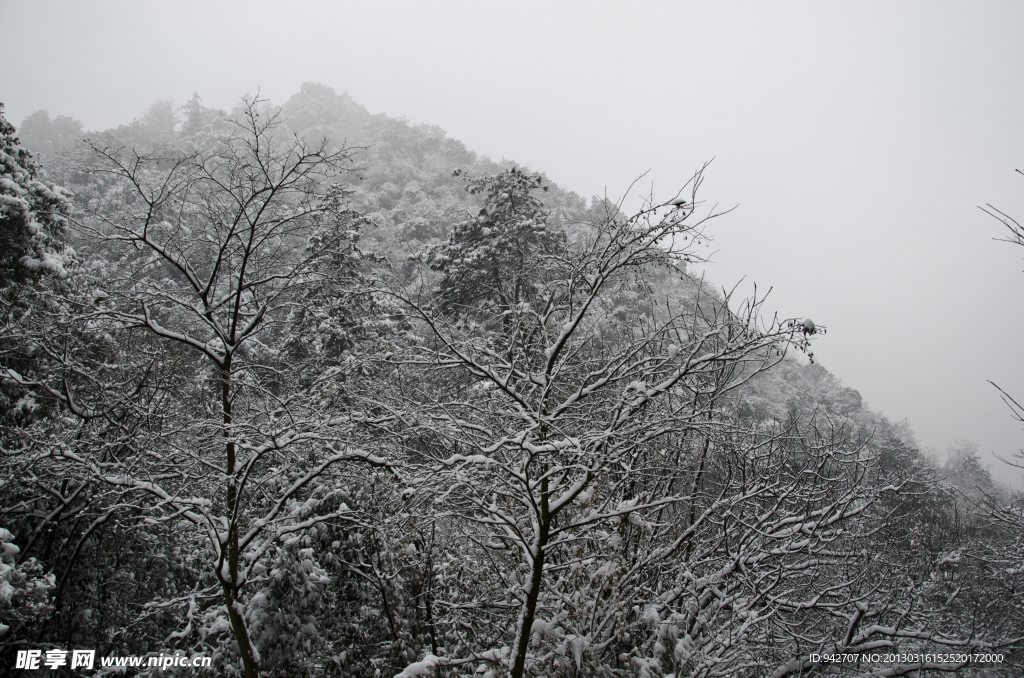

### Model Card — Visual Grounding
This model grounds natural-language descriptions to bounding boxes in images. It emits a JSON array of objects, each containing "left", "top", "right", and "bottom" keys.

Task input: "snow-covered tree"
[
  {"left": 5, "top": 98, "right": 390, "bottom": 678},
  {"left": 425, "top": 167, "right": 564, "bottom": 322},
  {"left": 6, "top": 86, "right": 1022, "bottom": 677},
  {"left": 0, "top": 104, "right": 73, "bottom": 286},
  {"left": 376, "top": 167, "right": 817, "bottom": 677}
]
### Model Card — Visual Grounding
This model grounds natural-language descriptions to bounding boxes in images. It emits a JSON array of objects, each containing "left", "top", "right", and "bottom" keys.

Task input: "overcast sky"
[{"left": 4, "top": 0, "right": 1024, "bottom": 482}]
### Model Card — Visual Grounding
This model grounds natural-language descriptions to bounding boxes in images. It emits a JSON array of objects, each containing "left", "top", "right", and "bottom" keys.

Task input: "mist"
[{"left": 2, "top": 2, "right": 1023, "bottom": 675}]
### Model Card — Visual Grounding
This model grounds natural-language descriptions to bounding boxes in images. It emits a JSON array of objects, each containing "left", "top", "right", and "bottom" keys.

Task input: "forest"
[{"left": 1, "top": 82, "right": 1022, "bottom": 677}]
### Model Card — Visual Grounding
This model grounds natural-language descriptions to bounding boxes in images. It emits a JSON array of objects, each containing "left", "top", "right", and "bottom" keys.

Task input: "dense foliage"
[{"left": 0, "top": 86, "right": 1021, "bottom": 678}]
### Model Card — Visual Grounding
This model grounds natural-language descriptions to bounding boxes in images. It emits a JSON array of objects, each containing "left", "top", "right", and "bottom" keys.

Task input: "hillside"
[
  {"left": 2, "top": 84, "right": 1020, "bottom": 678},
  {"left": 19, "top": 82, "right": 897, "bottom": 429}
]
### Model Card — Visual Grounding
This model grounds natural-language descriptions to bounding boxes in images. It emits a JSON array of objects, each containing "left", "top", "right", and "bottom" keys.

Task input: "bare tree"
[
  {"left": 3, "top": 98, "right": 388, "bottom": 677},
  {"left": 983, "top": 170, "right": 1024, "bottom": 473},
  {"left": 376, "top": 168, "right": 813, "bottom": 678}
]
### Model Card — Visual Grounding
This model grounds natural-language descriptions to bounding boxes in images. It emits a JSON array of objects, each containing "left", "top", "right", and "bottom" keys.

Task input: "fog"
[{"left": 4, "top": 0, "right": 1024, "bottom": 483}]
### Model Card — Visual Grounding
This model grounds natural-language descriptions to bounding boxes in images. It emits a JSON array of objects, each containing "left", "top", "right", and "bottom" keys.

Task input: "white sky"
[{"left": 3, "top": 0, "right": 1024, "bottom": 482}]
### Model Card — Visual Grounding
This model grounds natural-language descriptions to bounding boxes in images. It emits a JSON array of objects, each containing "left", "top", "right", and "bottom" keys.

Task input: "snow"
[
  {"left": 203, "top": 615, "right": 232, "bottom": 637},
  {"left": 643, "top": 606, "right": 661, "bottom": 626},
  {"left": 440, "top": 453, "right": 497, "bottom": 466},
  {"left": 0, "top": 581, "right": 14, "bottom": 604},
  {"left": 394, "top": 653, "right": 449, "bottom": 677},
  {"left": 531, "top": 619, "right": 557, "bottom": 639},
  {"left": 566, "top": 635, "right": 587, "bottom": 669},
  {"left": 631, "top": 656, "right": 662, "bottom": 678},
  {"left": 475, "top": 647, "right": 509, "bottom": 663}
]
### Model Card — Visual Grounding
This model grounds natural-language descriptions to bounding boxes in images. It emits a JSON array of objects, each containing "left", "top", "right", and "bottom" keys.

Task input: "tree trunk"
[
  {"left": 222, "top": 359, "right": 260, "bottom": 678},
  {"left": 510, "top": 478, "right": 550, "bottom": 678},
  {"left": 224, "top": 582, "right": 260, "bottom": 678}
]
